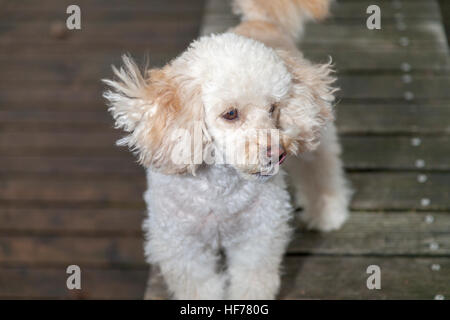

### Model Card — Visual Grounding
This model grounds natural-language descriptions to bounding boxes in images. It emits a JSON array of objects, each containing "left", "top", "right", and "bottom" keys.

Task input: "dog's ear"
[
  {"left": 103, "top": 55, "right": 209, "bottom": 175},
  {"left": 276, "top": 50, "right": 337, "bottom": 154}
]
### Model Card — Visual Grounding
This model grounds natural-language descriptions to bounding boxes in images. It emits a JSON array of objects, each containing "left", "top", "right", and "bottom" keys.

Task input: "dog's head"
[{"left": 103, "top": 33, "right": 336, "bottom": 179}]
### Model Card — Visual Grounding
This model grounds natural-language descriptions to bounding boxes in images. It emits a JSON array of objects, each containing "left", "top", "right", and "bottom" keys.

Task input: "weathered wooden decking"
[
  {"left": 1, "top": 0, "right": 449, "bottom": 299},
  {"left": 0, "top": 0, "right": 205, "bottom": 299}
]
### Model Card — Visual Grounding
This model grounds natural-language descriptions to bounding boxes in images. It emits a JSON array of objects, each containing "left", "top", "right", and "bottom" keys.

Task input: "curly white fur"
[{"left": 103, "top": 0, "right": 350, "bottom": 299}]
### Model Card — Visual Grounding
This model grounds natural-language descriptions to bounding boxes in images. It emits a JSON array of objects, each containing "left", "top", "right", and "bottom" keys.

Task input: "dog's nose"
[{"left": 267, "top": 146, "right": 287, "bottom": 165}]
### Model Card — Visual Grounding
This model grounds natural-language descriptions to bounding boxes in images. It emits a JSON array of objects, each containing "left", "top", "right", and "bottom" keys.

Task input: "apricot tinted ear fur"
[
  {"left": 103, "top": 55, "right": 210, "bottom": 175},
  {"left": 276, "top": 50, "right": 337, "bottom": 154}
]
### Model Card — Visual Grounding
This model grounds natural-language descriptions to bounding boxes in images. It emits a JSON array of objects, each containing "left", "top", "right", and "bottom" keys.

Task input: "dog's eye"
[
  {"left": 222, "top": 109, "right": 239, "bottom": 121},
  {"left": 269, "top": 104, "right": 276, "bottom": 114}
]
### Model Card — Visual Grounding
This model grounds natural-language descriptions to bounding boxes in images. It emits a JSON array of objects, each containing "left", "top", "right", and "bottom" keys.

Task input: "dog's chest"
[{"left": 145, "top": 167, "right": 290, "bottom": 242}]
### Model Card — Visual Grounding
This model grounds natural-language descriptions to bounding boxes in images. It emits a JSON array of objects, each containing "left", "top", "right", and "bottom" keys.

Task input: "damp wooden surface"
[
  {"left": 0, "top": 0, "right": 205, "bottom": 300},
  {"left": 0, "top": 0, "right": 449, "bottom": 300}
]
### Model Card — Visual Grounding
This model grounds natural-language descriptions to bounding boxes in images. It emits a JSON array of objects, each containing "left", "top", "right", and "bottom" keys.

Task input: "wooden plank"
[
  {"left": 330, "top": 0, "right": 442, "bottom": 20},
  {"left": 1, "top": 0, "right": 205, "bottom": 14},
  {"left": 350, "top": 173, "right": 450, "bottom": 211},
  {"left": 336, "top": 103, "right": 450, "bottom": 135},
  {"left": 0, "top": 50, "right": 448, "bottom": 85},
  {"left": 2, "top": 212, "right": 446, "bottom": 298},
  {"left": 203, "top": 15, "right": 446, "bottom": 37},
  {"left": 289, "top": 212, "right": 450, "bottom": 256},
  {"left": 0, "top": 236, "right": 145, "bottom": 266},
  {"left": 1, "top": 31, "right": 447, "bottom": 83},
  {"left": 3, "top": 146, "right": 129, "bottom": 158},
  {"left": 0, "top": 18, "right": 201, "bottom": 53},
  {"left": 0, "top": 124, "right": 449, "bottom": 168},
  {"left": 3, "top": 255, "right": 448, "bottom": 299},
  {"left": 205, "top": 0, "right": 441, "bottom": 19},
  {"left": 0, "top": 132, "right": 120, "bottom": 149},
  {"left": 0, "top": 110, "right": 112, "bottom": 128},
  {"left": 0, "top": 39, "right": 197, "bottom": 55},
  {"left": 1, "top": 211, "right": 448, "bottom": 256},
  {"left": 299, "top": 39, "right": 446, "bottom": 51},
  {"left": 0, "top": 170, "right": 447, "bottom": 212},
  {"left": 201, "top": 0, "right": 448, "bottom": 55},
  {"left": 302, "top": 22, "right": 448, "bottom": 43},
  {"left": 0, "top": 42, "right": 187, "bottom": 57},
  {"left": 0, "top": 55, "right": 173, "bottom": 85},
  {"left": 0, "top": 2, "right": 205, "bottom": 55},
  {"left": 337, "top": 75, "right": 450, "bottom": 100},
  {"left": 1, "top": 211, "right": 449, "bottom": 298},
  {"left": 0, "top": 129, "right": 134, "bottom": 158},
  {"left": 0, "top": 135, "right": 448, "bottom": 175},
  {"left": 202, "top": 19, "right": 447, "bottom": 50},
  {"left": 0, "top": 177, "right": 146, "bottom": 204},
  {"left": 0, "top": 207, "right": 143, "bottom": 234},
  {"left": 203, "top": 15, "right": 449, "bottom": 36},
  {"left": 0, "top": 85, "right": 103, "bottom": 109},
  {"left": 145, "top": 255, "right": 450, "bottom": 300},
  {"left": 2, "top": 76, "right": 449, "bottom": 105},
  {"left": 0, "top": 156, "right": 141, "bottom": 175},
  {"left": 0, "top": 20, "right": 202, "bottom": 45},
  {"left": 305, "top": 50, "right": 450, "bottom": 72},
  {"left": 2, "top": 56, "right": 449, "bottom": 88},
  {"left": 0, "top": 52, "right": 171, "bottom": 64},
  {"left": 0, "top": 267, "right": 147, "bottom": 299},
  {"left": 279, "top": 256, "right": 450, "bottom": 299},
  {"left": 202, "top": 0, "right": 444, "bottom": 34},
  {"left": 0, "top": 172, "right": 448, "bottom": 210},
  {"left": 342, "top": 136, "right": 450, "bottom": 171},
  {"left": 2, "top": 103, "right": 449, "bottom": 135}
]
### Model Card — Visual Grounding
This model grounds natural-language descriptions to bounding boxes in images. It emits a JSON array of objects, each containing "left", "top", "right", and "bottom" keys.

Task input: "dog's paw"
[
  {"left": 227, "top": 271, "right": 280, "bottom": 300},
  {"left": 300, "top": 196, "right": 349, "bottom": 232}
]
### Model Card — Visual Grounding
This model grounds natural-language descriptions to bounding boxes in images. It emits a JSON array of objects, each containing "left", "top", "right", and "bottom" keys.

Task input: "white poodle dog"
[{"left": 103, "top": 0, "right": 351, "bottom": 299}]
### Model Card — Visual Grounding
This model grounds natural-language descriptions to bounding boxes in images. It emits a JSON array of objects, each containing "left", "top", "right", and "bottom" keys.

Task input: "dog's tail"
[{"left": 232, "top": 0, "right": 331, "bottom": 40}]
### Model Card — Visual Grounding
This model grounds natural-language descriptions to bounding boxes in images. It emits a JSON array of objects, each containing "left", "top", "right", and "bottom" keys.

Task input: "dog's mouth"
[
  {"left": 252, "top": 151, "right": 287, "bottom": 177},
  {"left": 278, "top": 151, "right": 287, "bottom": 165}
]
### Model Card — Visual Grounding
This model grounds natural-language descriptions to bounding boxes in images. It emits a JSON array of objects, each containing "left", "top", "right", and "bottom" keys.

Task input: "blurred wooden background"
[
  {"left": 0, "top": 0, "right": 205, "bottom": 299},
  {"left": 0, "top": 0, "right": 449, "bottom": 299}
]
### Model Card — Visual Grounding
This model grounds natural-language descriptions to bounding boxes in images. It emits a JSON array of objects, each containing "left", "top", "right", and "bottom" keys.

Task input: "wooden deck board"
[
  {"left": 0, "top": 267, "right": 148, "bottom": 300},
  {"left": 2, "top": 103, "right": 450, "bottom": 134},
  {"left": 3, "top": 74, "right": 450, "bottom": 98},
  {"left": 1, "top": 50, "right": 449, "bottom": 77},
  {"left": 1, "top": 0, "right": 449, "bottom": 299},
  {"left": 1, "top": 212, "right": 448, "bottom": 261},
  {"left": 0, "top": 0, "right": 206, "bottom": 298},
  {"left": 205, "top": 0, "right": 442, "bottom": 18},
  {"left": 145, "top": 256, "right": 450, "bottom": 300},
  {"left": 1, "top": 135, "right": 449, "bottom": 174},
  {"left": 279, "top": 256, "right": 450, "bottom": 300},
  {"left": 0, "top": 173, "right": 448, "bottom": 210},
  {"left": 4, "top": 255, "right": 448, "bottom": 300},
  {"left": 2, "top": 211, "right": 449, "bottom": 299}
]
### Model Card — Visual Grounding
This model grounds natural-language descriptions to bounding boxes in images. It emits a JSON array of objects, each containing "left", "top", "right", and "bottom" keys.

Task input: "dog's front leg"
[
  {"left": 286, "top": 123, "right": 352, "bottom": 231},
  {"left": 148, "top": 233, "right": 226, "bottom": 300},
  {"left": 224, "top": 221, "right": 291, "bottom": 300}
]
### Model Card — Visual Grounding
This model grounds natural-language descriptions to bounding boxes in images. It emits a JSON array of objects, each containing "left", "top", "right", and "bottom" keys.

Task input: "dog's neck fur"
[
  {"left": 148, "top": 165, "right": 256, "bottom": 193},
  {"left": 146, "top": 164, "right": 285, "bottom": 205}
]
